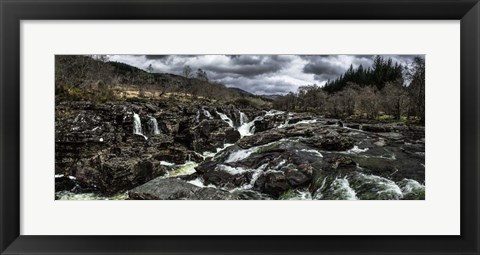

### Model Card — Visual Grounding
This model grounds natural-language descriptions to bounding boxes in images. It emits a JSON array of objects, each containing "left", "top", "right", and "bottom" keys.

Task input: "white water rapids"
[
  {"left": 148, "top": 116, "right": 160, "bottom": 135},
  {"left": 58, "top": 107, "right": 424, "bottom": 200},
  {"left": 133, "top": 113, "right": 148, "bottom": 140}
]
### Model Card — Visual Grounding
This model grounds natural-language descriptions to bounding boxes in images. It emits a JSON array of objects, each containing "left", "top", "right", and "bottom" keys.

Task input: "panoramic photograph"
[{"left": 55, "top": 54, "right": 425, "bottom": 200}]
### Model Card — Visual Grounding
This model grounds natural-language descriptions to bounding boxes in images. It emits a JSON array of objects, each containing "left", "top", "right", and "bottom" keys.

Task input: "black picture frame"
[{"left": 1, "top": 0, "right": 479, "bottom": 254}]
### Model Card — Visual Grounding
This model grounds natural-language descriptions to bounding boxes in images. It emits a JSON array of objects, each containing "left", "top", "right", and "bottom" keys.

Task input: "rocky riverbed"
[{"left": 55, "top": 99, "right": 425, "bottom": 200}]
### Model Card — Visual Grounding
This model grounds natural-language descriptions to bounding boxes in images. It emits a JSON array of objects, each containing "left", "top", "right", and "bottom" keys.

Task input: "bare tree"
[
  {"left": 180, "top": 65, "right": 193, "bottom": 96},
  {"left": 183, "top": 65, "right": 192, "bottom": 79},
  {"left": 357, "top": 86, "right": 380, "bottom": 119},
  {"left": 196, "top": 68, "right": 208, "bottom": 82},
  {"left": 381, "top": 80, "right": 409, "bottom": 120},
  {"left": 405, "top": 57, "right": 425, "bottom": 123},
  {"left": 147, "top": 64, "right": 154, "bottom": 73}
]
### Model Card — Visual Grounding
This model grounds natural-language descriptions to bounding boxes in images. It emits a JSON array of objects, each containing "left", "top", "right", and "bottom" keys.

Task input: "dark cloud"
[
  {"left": 229, "top": 55, "right": 263, "bottom": 65},
  {"left": 202, "top": 63, "right": 282, "bottom": 77},
  {"left": 201, "top": 55, "right": 291, "bottom": 77},
  {"left": 108, "top": 54, "right": 421, "bottom": 95},
  {"left": 304, "top": 61, "right": 344, "bottom": 77},
  {"left": 144, "top": 55, "right": 169, "bottom": 60},
  {"left": 218, "top": 76, "right": 297, "bottom": 95},
  {"left": 313, "top": 74, "right": 341, "bottom": 82}
]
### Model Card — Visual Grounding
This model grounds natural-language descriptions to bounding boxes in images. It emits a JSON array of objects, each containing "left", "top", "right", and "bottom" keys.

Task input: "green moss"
[
  {"left": 377, "top": 114, "right": 394, "bottom": 121},
  {"left": 278, "top": 189, "right": 296, "bottom": 200},
  {"left": 403, "top": 189, "right": 425, "bottom": 200}
]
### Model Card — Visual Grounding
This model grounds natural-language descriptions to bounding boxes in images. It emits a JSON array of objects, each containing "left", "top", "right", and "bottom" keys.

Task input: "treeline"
[
  {"left": 55, "top": 55, "right": 271, "bottom": 108},
  {"left": 273, "top": 56, "right": 425, "bottom": 123},
  {"left": 323, "top": 56, "right": 404, "bottom": 93}
]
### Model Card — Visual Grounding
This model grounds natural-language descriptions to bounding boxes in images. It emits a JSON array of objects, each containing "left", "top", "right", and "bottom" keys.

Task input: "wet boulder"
[
  {"left": 284, "top": 168, "right": 310, "bottom": 187},
  {"left": 189, "top": 187, "right": 235, "bottom": 200},
  {"left": 144, "top": 103, "right": 158, "bottom": 113},
  {"left": 348, "top": 172, "right": 403, "bottom": 200},
  {"left": 313, "top": 176, "right": 358, "bottom": 200},
  {"left": 198, "top": 164, "right": 253, "bottom": 190},
  {"left": 287, "top": 115, "right": 313, "bottom": 124},
  {"left": 254, "top": 171, "right": 290, "bottom": 197},
  {"left": 253, "top": 113, "right": 288, "bottom": 133},
  {"left": 129, "top": 178, "right": 201, "bottom": 200},
  {"left": 398, "top": 178, "right": 425, "bottom": 200},
  {"left": 153, "top": 147, "right": 202, "bottom": 164},
  {"left": 236, "top": 130, "right": 285, "bottom": 148},
  {"left": 231, "top": 189, "right": 272, "bottom": 200},
  {"left": 128, "top": 177, "right": 242, "bottom": 200},
  {"left": 304, "top": 131, "right": 354, "bottom": 151},
  {"left": 190, "top": 119, "right": 241, "bottom": 153},
  {"left": 73, "top": 154, "right": 168, "bottom": 195},
  {"left": 361, "top": 124, "right": 392, "bottom": 133},
  {"left": 55, "top": 176, "right": 96, "bottom": 193}
]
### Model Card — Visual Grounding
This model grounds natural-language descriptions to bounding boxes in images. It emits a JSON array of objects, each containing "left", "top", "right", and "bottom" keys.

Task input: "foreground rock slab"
[{"left": 128, "top": 177, "right": 272, "bottom": 200}]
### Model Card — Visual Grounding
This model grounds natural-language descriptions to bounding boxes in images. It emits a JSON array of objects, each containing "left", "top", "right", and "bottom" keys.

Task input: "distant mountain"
[
  {"left": 227, "top": 87, "right": 254, "bottom": 96},
  {"left": 260, "top": 94, "right": 282, "bottom": 101}
]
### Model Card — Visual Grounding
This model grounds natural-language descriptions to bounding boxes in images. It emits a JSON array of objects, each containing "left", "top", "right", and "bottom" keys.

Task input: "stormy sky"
[{"left": 107, "top": 54, "right": 419, "bottom": 95}]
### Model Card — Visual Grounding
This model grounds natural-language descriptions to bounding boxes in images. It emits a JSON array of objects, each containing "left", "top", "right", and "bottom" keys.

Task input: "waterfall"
[
  {"left": 132, "top": 113, "right": 147, "bottom": 140},
  {"left": 265, "top": 109, "right": 285, "bottom": 116},
  {"left": 196, "top": 108, "right": 213, "bottom": 122},
  {"left": 133, "top": 113, "right": 143, "bottom": 135},
  {"left": 216, "top": 111, "right": 234, "bottom": 128},
  {"left": 148, "top": 116, "right": 160, "bottom": 135},
  {"left": 203, "top": 108, "right": 213, "bottom": 119},
  {"left": 239, "top": 111, "right": 248, "bottom": 125},
  {"left": 237, "top": 116, "right": 263, "bottom": 137},
  {"left": 195, "top": 110, "right": 201, "bottom": 122}
]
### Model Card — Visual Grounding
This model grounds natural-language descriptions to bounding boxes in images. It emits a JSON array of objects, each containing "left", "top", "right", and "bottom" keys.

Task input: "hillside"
[{"left": 55, "top": 55, "right": 272, "bottom": 109}]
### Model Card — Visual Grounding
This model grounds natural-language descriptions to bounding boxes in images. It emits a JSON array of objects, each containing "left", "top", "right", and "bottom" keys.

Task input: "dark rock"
[
  {"left": 55, "top": 176, "right": 96, "bottom": 193},
  {"left": 284, "top": 169, "right": 310, "bottom": 187},
  {"left": 189, "top": 188, "right": 235, "bottom": 200},
  {"left": 144, "top": 103, "right": 158, "bottom": 113},
  {"left": 345, "top": 123, "right": 360, "bottom": 129},
  {"left": 129, "top": 178, "right": 200, "bottom": 200},
  {"left": 129, "top": 178, "right": 241, "bottom": 200},
  {"left": 237, "top": 130, "right": 284, "bottom": 148},
  {"left": 190, "top": 120, "right": 241, "bottom": 153},
  {"left": 253, "top": 114, "right": 288, "bottom": 133},
  {"left": 361, "top": 124, "right": 391, "bottom": 133},
  {"left": 321, "top": 131, "right": 354, "bottom": 151},
  {"left": 231, "top": 190, "right": 272, "bottom": 200},
  {"left": 303, "top": 131, "right": 354, "bottom": 151},
  {"left": 200, "top": 164, "right": 251, "bottom": 190},
  {"left": 348, "top": 172, "right": 403, "bottom": 200},
  {"left": 153, "top": 147, "right": 201, "bottom": 164},
  {"left": 259, "top": 172, "right": 290, "bottom": 197},
  {"left": 287, "top": 116, "right": 312, "bottom": 124},
  {"left": 225, "top": 128, "right": 241, "bottom": 143},
  {"left": 73, "top": 155, "right": 168, "bottom": 195}
]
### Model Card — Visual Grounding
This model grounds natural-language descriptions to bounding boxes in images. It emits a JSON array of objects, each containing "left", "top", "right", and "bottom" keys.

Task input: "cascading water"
[
  {"left": 264, "top": 109, "right": 285, "bottom": 116},
  {"left": 239, "top": 111, "right": 248, "bottom": 125},
  {"left": 148, "top": 116, "right": 160, "bottom": 135},
  {"left": 237, "top": 111, "right": 255, "bottom": 137},
  {"left": 216, "top": 111, "right": 234, "bottom": 128},
  {"left": 133, "top": 113, "right": 143, "bottom": 135},
  {"left": 237, "top": 116, "right": 263, "bottom": 137},
  {"left": 203, "top": 108, "right": 213, "bottom": 119},
  {"left": 133, "top": 113, "right": 147, "bottom": 140},
  {"left": 195, "top": 110, "right": 201, "bottom": 122}
]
